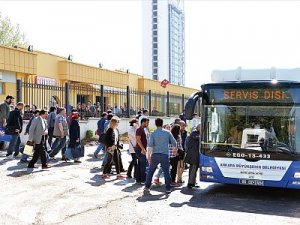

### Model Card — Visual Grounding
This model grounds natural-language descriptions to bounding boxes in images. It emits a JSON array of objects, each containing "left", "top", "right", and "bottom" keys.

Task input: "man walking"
[
  {"left": 185, "top": 124, "right": 201, "bottom": 188},
  {"left": 94, "top": 112, "right": 108, "bottom": 158},
  {"left": 20, "top": 110, "right": 40, "bottom": 163},
  {"left": 49, "top": 108, "right": 68, "bottom": 160},
  {"left": 47, "top": 106, "right": 57, "bottom": 147},
  {"left": 5, "top": 102, "right": 24, "bottom": 159},
  {"left": 144, "top": 118, "right": 177, "bottom": 194},
  {"left": 28, "top": 110, "right": 51, "bottom": 170},
  {"left": 0, "top": 95, "right": 14, "bottom": 127},
  {"left": 135, "top": 118, "right": 149, "bottom": 183}
]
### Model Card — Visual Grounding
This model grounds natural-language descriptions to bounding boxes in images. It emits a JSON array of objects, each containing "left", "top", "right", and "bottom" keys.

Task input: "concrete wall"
[{"left": 19, "top": 116, "right": 201, "bottom": 144}]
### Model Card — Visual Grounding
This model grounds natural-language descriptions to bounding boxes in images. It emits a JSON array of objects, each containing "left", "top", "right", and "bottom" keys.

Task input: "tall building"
[{"left": 143, "top": 0, "right": 185, "bottom": 86}]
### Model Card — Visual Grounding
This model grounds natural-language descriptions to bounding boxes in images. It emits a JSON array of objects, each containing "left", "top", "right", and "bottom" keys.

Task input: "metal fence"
[{"left": 18, "top": 79, "right": 190, "bottom": 119}]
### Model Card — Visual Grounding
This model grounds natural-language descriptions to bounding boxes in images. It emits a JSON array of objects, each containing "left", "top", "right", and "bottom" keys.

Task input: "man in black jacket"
[
  {"left": 185, "top": 124, "right": 200, "bottom": 188},
  {"left": 6, "top": 102, "right": 24, "bottom": 159}
]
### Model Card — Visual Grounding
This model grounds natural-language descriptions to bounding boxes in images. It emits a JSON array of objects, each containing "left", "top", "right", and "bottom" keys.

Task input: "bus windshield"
[{"left": 204, "top": 105, "right": 300, "bottom": 154}]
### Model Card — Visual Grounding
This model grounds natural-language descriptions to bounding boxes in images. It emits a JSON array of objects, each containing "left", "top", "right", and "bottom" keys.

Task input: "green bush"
[{"left": 85, "top": 130, "right": 94, "bottom": 140}]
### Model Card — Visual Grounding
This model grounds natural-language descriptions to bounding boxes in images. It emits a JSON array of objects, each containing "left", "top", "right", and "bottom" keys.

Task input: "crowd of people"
[
  {"left": 95, "top": 108, "right": 201, "bottom": 193},
  {"left": 0, "top": 95, "right": 201, "bottom": 194},
  {"left": 22, "top": 101, "right": 165, "bottom": 121}
]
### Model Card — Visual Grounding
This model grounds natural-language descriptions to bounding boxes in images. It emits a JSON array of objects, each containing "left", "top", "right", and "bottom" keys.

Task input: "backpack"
[
  {"left": 99, "top": 126, "right": 109, "bottom": 144},
  {"left": 99, "top": 133, "right": 106, "bottom": 144}
]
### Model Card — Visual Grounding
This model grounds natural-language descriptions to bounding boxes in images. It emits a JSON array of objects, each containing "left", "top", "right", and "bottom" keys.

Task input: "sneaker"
[
  {"left": 166, "top": 190, "right": 171, "bottom": 194},
  {"left": 187, "top": 183, "right": 193, "bottom": 189},
  {"left": 170, "top": 182, "right": 179, "bottom": 187},
  {"left": 143, "top": 187, "right": 150, "bottom": 195},
  {"left": 177, "top": 180, "right": 185, "bottom": 184},
  {"left": 28, "top": 165, "right": 38, "bottom": 169},
  {"left": 187, "top": 183, "right": 200, "bottom": 189},
  {"left": 101, "top": 174, "right": 110, "bottom": 179},
  {"left": 42, "top": 165, "right": 51, "bottom": 169},
  {"left": 19, "top": 159, "right": 28, "bottom": 163},
  {"left": 5, "top": 154, "right": 13, "bottom": 160},
  {"left": 74, "top": 160, "right": 82, "bottom": 163},
  {"left": 153, "top": 178, "right": 160, "bottom": 184},
  {"left": 126, "top": 174, "right": 132, "bottom": 179},
  {"left": 117, "top": 175, "right": 126, "bottom": 180},
  {"left": 93, "top": 152, "right": 98, "bottom": 158}
]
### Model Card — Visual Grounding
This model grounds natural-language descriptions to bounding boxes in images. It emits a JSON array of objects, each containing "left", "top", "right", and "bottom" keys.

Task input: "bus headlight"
[
  {"left": 294, "top": 172, "right": 300, "bottom": 178},
  {"left": 202, "top": 166, "right": 213, "bottom": 173}
]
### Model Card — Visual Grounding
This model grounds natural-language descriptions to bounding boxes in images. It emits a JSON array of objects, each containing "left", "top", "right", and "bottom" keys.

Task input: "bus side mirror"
[{"left": 185, "top": 91, "right": 202, "bottom": 120}]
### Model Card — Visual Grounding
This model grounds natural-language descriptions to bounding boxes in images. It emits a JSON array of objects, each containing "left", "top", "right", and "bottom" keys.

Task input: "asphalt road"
[{"left": 0, "top": 145, "right": 299, "bottom": 225}]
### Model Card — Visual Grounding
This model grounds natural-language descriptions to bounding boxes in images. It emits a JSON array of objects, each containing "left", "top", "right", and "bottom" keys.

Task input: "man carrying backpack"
[{"left": 94, "top": 112, "right": 108, "bottom": 158}]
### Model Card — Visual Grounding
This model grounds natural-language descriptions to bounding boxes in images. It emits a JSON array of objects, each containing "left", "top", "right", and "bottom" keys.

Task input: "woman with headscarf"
[
  {"left": 68, "top": 112, "right": 81, "bottom": 163},
  {"left": 169, "top": 124, "right": 182, "bottom": 186}
]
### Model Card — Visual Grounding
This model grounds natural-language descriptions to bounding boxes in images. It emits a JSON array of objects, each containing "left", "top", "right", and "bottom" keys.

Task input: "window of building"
[
  {"left": 153, "top": 17, "right": 158, "bottom": 23},
  {"left": 153, "top": 5, "right": 157, "bottom": 10},
  {"left": 153, "top": 24, "right": 157, "bottom": 29},
  {"left": 153, "top": 43, "right": 158, "bottom": 48},
  {"left": 153, "top": 56, "right": 158, "bottom": 61},
  {"left": 153, "top": 62, "right": 158, "bottom": 67},
  {"left": 153, "top": 30, "right": 157, "bottom": 36},
  {"left": 153, "top": 11, "right": 157, "bottom": 17},
  {"left": 153, "top": 37, "right": 158, "bottom": 42}
]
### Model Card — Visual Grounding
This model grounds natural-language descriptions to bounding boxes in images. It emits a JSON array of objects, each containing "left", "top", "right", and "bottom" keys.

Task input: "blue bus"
[{"left": 185, "top": 80, "right": 300, "bottom": 189}]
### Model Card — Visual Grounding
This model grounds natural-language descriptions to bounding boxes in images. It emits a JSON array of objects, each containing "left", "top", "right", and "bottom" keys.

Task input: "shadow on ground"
[{"left": 169, "top": 183, "right": 300, "bottom": 218}]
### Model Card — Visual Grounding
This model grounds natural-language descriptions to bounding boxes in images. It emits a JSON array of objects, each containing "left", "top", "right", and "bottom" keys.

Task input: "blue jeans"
[
  {"left": 94, "top": 143, "right": 104, "bottom": 154},
  {"left": 135, "top": 149, "right": 147, "bottom": 182},
  {"left": 155, "top": 167, "right": 164, "bottom": 178},
  {"left": 145, "top": 153, "right": 171, "bottom": 191},
  {"left": 101, "top": 152, "right": 108, "bottom": 166},
  {"left": 49, "top": 137, "right": 66, "bottom": 157},
  {"left": 7, "top": 134, "right": 21, "bottom": 156}
]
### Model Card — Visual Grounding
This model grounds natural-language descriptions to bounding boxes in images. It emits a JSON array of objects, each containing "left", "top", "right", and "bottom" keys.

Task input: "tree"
[{"left": 0, "top": 11, "right": 28, "bottom": 47}]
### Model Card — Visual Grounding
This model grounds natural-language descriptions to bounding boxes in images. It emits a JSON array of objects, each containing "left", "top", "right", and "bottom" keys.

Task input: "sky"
[{"left": 1, "top": 0, "right": 300, "bottom": 89}]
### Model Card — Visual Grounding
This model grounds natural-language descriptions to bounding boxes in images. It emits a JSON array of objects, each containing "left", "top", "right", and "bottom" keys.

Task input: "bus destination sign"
[{"left": 209, "top": 88, "right": 293, "bottom": 104}]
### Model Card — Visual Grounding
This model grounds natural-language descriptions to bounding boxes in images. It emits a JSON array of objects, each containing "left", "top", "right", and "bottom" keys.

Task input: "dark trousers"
[
  {"left": 188, "top": 164, "right": 199, "bottom": 185},
  {"left": 103, "top": 149, "right": 120, "bottom": 175},
  {"left": 118, "top": 149, "right": 125, "bottom": 171},
  {"left": 127, "top": 153, "right": 137, "bottom": 177},
  {"left": 170, "top": 157, "right": 179, "bottom": 182},
  {"left": 28, "top": 142, "right": 47, "bottom": 167},
  {"left": 48, "top": 127, "right": 54, "bottom": 147},
  {"left": 135, "top": 149, "right": 147, "bottom": 182}
]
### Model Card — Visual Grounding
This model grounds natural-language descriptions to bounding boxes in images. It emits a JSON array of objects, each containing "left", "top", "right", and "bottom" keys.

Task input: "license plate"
[{"left": 239, "top": 179, "right": 264, "bottom": 186}]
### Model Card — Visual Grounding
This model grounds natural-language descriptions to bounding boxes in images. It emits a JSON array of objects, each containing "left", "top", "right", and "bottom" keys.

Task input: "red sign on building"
[{"left": 160, "top": 79, "right": 169, "bottom": 88}]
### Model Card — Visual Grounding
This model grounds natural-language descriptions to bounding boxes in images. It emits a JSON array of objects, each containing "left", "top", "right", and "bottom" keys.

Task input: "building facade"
[
  {"left": 0, "top": 44, "right": 196, "bottom": 116},
  {"left": 143, "top": 0, "right": 185, "bottom": 86}
]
